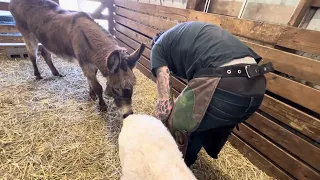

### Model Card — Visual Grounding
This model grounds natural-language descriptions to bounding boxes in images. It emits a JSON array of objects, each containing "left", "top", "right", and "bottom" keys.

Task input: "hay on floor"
[{"left": 0, "top": 55, "right": 273, "bottom": 179}]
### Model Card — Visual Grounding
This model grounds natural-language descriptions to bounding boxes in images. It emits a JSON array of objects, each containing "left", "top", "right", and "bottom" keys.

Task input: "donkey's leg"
[
  {"left": 41, "top": 47, "right": 63, "bottom": 77},
  {"left": 81, "top": 63, "right": 107, "bottom": 111},
  {"left": 17, "top": 31, "right": 42, "bottom": 80},
  {"left": 22, "top": 33, "right": 42, "bottom": 80}
]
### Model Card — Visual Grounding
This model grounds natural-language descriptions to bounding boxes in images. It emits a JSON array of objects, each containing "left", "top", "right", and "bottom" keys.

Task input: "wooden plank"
[
  {"left": 115, "top": 32, "right": 187, "bottom": 91},
  {"left": 114, "top": 15, "right": 158, "bottom": 38},
  {"left": 116, "top": 0, "right": 320, "bottom": 55},
  {"left": 0, "top": 25, "right": 19, "bottom": 33},
  {"left": 260, "top": 95, "right": 320, "bottom": 143},
  {"left": 188, "top": 10, "right": 285, "bottom": 45},
  {"left": 233, "top": 123, "right": 320, "bottom": 180},
  {"left": 115, "top": 7, "right": 177, "bottom": 31},
  {"left": 114, "top": 31, "right": 151, "bottom": 59},
  {"left": 0, "top": 35, "right": 24, "bottom": 43},
  {"left": 277, "top": 27, "right": 320, "bottom": 55},
  {"left": 244, "top": 40, "right": 320, "bottom": 85},
  {"left": 265, "top": 73, "right": 320, "bottom": 114},
  {"left": 186, "top": 0, "right": 206, "bottom": 11},
  {"left": 247, "top": 112, "right": 320, "bottom": 171},
  {"left": 312, "top": 0, "right": 320, "bottom": 7},
  {"left": 229, "top": 134, "right": 293, "bottom": 180},
  {"left": 115, "top": 23, "right": 152, "bottom": 48},
  {"left": 114, "top": 0, "right": 188, "bottom": 22},
  {"left": 288, "top": 0, "right": 313, "bottom": 27},
  {"left": 91, "top": 0, "right": 108, "bottom": 19},
  {"left": 118, "top": 38, "right": 181, "bottom": 97},
  {"left": 0, "top": 43, "right": 42, "bottom": 49},
  {"left": 0, "top": 2, "right": 9, "bottom": 11}
]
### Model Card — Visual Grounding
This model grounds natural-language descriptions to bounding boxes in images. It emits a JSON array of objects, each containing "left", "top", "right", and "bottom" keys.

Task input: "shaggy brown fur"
[{"left": 9, "top": 0, "right": 145, "bottom": 115}]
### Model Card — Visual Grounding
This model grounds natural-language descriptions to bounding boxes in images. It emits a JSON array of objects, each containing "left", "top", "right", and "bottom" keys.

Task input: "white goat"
[{"left": 118, "top": 114, "right": 197, "bottom": 180}]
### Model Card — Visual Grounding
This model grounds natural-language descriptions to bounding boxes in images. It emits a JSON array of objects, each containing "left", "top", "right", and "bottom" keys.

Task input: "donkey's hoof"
[
  {"left": 35, "top": 76, "right": 43, "bottom": 80},
  {"left": 99, "top": 104, "right": 108, "bottom": 112},
  {"left": 89, "top": 93, "right": 97, "bottom": 101},
  {"left": 54, "top": 73, "right": 65, "bottom": 77}
]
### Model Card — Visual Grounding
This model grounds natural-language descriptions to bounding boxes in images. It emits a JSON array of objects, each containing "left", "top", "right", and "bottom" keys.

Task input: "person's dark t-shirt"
[{"left": 150, "top": 21, "right": 262, "bottom": 81}]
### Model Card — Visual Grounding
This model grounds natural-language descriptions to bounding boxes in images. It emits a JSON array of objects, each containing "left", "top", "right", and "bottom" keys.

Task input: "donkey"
[{"left": 9, "top": 0, "right": 145, "bottom": 117}]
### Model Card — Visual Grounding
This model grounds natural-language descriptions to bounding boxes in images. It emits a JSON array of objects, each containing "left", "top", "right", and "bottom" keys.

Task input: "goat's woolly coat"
[{"left": 118, "top": 114, "right": 197, "bottom": 180}]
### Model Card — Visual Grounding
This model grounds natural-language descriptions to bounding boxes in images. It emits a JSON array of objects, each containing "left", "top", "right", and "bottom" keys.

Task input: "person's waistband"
[
  {"left": 194, "top": 57, "right": 274, "bottom": 79},
  {"left": 219, "top": 56, "right": 257, "bottom": 67}
]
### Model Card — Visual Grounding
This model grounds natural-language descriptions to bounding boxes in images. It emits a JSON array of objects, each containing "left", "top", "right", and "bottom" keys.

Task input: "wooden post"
[
  {"left": 186, "top": 0, "right": 206, "bottom": 11},
  {"left": 288, "top": 0, "right": 313, "bottom": 27},
  {"left": 311, "top": 0, "right": 320, "bottom": 7},
  {"left": 106, "top": 0, "right": 116, "bottom": 35}
]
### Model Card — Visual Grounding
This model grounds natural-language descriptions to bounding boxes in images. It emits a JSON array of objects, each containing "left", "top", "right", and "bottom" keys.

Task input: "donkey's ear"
[
  {"left": 127, "top": 43, "right": 146, "bottom": 69},
  {"left": 107, "top": 50, "right": 121, "bottom": 74}
]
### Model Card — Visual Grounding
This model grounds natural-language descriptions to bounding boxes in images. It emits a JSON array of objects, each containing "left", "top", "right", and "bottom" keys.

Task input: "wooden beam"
[
  {"left": 288, "top": 0, "right": 313, "bottom": 27},
  {"left": 114, "top": 15, "right": 158, "bottom": 38},
  {"left": 311, "top": 0, "right": 320, "bottom": 7},
  {"left": 0, "top": 25, "right": 19, "bottom": 33},
  {"left": 260, "top": 95, "right": 320, "bottom": 143},
  {"left": 247, "top": 112, "right": 320, "bottom": 171},
  {"left": 115, "top": 0, "right": 188, "bottom": 22},
  {"left": 229, "top": 134, "right": 293, "bottom": 180},
  {"left": 233, "top": 123, "right": 320, "bottom": 180},
  {"left": 186, "top": 0, "right": 206, "bottom": 11},
  {"left": 244, "top": 40, "right": 320, "bottom": 86},
  {"left": 115, "top": 0, "right": 320, "bottom": 55},
  {"left": 0, "top": 2, "right": 9, "bottom": 11},
  {"left": 91, "top": 0, "right": 108, "bottom": 19}
]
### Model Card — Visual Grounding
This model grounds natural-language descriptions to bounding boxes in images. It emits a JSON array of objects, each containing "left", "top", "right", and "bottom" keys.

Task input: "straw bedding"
[{"left": 0, "top": 54, "right": 273, "bottom": 179}]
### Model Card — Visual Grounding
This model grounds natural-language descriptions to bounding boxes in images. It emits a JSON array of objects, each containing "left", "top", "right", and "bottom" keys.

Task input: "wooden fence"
[
  {"left": 0, "top": 0, "right": 319, "bottom": 179},
  {"left": 110, "top": 0, "right": 320, "bottom": 179}
]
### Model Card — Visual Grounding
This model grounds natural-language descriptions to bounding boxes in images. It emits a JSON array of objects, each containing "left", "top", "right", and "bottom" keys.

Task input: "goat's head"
[{"left": 105, "top": 43, "right": 146, "bottom": 119}]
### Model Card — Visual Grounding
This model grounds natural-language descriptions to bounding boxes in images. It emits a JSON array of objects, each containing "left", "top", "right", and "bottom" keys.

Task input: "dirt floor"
[{"left": 0, "top": 55, "right": 273, "bottom": 179}]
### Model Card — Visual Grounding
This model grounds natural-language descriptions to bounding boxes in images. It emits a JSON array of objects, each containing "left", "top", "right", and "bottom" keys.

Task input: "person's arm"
[{"left": 153, "top": 66, "right": 174, "bottom": 123}]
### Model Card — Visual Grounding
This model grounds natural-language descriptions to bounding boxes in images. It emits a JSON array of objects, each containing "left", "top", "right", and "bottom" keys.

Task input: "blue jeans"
[{"left": 184, "top": 76, "right": 266, "bottom": 166}]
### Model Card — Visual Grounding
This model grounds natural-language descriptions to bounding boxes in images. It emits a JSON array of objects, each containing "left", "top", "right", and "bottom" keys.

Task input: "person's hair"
[{"left": 151, "top": 31, "right": 166, "bottom": 47}]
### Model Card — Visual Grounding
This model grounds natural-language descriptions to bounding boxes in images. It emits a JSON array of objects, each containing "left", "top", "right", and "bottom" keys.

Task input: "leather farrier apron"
[
  {"left": 166, "top": 76, "right": 221, "bottom": 157},
  {"left": 165, "top": 61, "right": 274, "bottom": 157}
]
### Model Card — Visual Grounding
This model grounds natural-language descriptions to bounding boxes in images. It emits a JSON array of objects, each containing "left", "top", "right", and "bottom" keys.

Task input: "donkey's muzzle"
[{"left": 123, "top": 110, "right": 134, "bottom": 119}]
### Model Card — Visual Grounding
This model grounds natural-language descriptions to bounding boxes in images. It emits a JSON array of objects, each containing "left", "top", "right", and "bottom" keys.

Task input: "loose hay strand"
[{"left": 0, "top": 55, "right": 273, "bottom": 179}]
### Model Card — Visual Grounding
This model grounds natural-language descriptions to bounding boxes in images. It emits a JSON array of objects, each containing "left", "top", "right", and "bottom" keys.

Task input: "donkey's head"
[{"left": 105, "top": 43, "right": 146, "bottom": 119}]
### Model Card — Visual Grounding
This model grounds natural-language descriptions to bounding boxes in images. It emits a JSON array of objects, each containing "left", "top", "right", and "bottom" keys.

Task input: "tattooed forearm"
[{"left": 153, "top": 66, "right": 174, "bottom": 123}]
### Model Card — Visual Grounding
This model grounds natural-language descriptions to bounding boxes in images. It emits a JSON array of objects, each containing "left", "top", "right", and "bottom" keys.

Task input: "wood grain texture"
[
  {"left": 0, "top": 25, "right": 19, "bottom": 33},
  {"left": 265, "top": 73, "right": 320, "bottom": 113},
  {"left": 247, "top": 112, "right": 320, "bottom": 171},
  {"left": 277, "top": 27, "right": 320, "bottom": 55},
  {"left": 244, "top": 40, "right": 320, "bottom": 85},
  {"left": 229, "top": 134, "right": 293, "bottom": 180},
  {"left": 288, "top": 0, "right": 313, "bottom": 27},
  {"left": 311, "top": 0, "right": 320, "bottom": 7},
  {"left": 114, "top": 31, "right": 151, "bottom": 59},
  {"left": 114, "top": 0, "right": 188, "bottom": 22},
  {"left": 115, "top": 23, "right": 152, "bottom": 48},
  {"left": 233, "top": 123, "right": 320, "bottom": 180},
  {"left": 114, "top": 15, "right": 158, "bottom": 38},
  {"left": 115, "top": 7, "right": 177, "bottom": 31},
  {"left": 115, "top": 0, "right": 320, "bottom": 54},
  {"left": 260, "top": 95, "right": 320, "bottom": 143}
]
